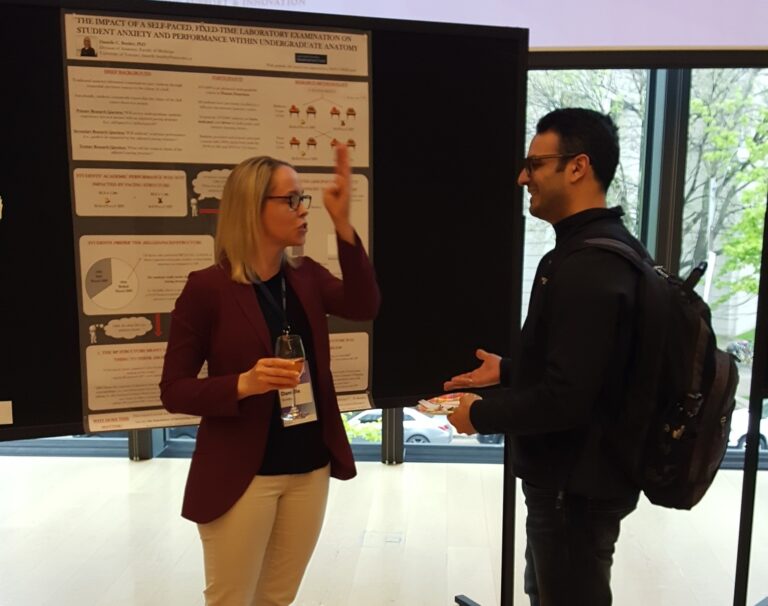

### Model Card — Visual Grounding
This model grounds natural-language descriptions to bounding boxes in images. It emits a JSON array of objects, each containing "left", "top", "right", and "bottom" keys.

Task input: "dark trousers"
[{"left": 522, "top": 481, "right": 638, "bottom": 606}]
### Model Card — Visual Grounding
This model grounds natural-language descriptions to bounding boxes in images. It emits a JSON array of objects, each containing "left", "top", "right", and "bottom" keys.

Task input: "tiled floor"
[{"left": 0, "top": 457, "right": 766, "bottom": 605}]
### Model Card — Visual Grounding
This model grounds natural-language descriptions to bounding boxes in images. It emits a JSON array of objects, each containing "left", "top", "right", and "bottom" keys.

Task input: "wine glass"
[{"left": 274, "top": 334, "right": 305, "bottom": 419}]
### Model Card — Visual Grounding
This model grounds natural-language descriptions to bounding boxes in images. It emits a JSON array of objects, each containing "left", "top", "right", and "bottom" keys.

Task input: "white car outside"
[
  {"left": 345, "top": 408, "right": 454, "bottom": 444},
  {"left": 728, "top": 408, "right": 768, "bottom": 450}
]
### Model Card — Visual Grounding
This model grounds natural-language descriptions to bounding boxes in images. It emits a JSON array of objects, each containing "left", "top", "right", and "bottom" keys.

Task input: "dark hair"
[{"left": 536, "top": 108, "right": 619, "bottom": 193}]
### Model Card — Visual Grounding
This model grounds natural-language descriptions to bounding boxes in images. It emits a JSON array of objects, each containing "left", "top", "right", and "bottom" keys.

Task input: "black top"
[
  {"left": 254, "top": 269, "right": 329, "bottom": 475},
  {"left": 471, "top": 207, "right": 645, "bottom": 498}
]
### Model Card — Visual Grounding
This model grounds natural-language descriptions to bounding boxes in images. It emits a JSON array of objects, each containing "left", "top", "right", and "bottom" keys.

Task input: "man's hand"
[
  {"left": 444, "top": 349, "right": 502, "bottom": 391},
  {"left": 448, "top": 393, "right": 482, "bottom": 435}
]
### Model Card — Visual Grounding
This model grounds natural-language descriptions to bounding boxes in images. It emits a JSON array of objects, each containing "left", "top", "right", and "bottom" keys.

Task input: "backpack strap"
[
  {"left": 556, "top": 236, "right": 671, "bottom": 457},
  {"left": 539, "top": 235, "right": 664, "bottom": 344},
  {"left": 578, "top": 237, "right": 670, "bottom": 391},
  {"left": 584, "top": 237, "right": 711, "bottom": 409},
  {"left": 582, "top": 237, "right": 649, "bottom": 270},
  {"left": 540, "top": 235, "right": 650, "bottom": 286},
  {"left": 534, "top": 235, "right": 663, "bottom": 492}
]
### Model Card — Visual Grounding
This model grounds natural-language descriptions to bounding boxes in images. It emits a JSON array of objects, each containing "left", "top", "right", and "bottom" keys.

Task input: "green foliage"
[
  {"left": 716, "top": 199, "right": 767, "bottom": 303},
  {"left": 341, "top": 413, "right": 381, "bottom": 443},
  {"left": 684, "top": 69, "right": 768, "bottom": 307},
  {"left": 736, "top": 327, "right": 756, "bottom": 342}
]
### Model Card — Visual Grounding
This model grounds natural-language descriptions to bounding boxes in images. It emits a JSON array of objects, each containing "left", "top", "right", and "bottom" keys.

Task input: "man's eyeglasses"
[
  {"left": 522, "top": 153, "right": 583, "bottom": 177},
  {"left": 265, "top": 193, "right": 312, "bottom": 210}
]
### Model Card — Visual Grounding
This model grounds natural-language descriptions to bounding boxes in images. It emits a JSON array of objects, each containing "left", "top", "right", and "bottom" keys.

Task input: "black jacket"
[{"left": 471, "top": 207, "right": 646, "bottom": 498}]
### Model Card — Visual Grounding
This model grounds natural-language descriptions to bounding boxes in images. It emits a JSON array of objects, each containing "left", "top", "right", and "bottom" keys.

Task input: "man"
[{"left": 446, "top": 108, "right": 648, "bottom": 606}]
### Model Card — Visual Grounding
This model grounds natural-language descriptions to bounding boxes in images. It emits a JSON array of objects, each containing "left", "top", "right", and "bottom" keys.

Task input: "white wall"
[{"left": 164, "top": 0, "right": 768, "bottom": 50}]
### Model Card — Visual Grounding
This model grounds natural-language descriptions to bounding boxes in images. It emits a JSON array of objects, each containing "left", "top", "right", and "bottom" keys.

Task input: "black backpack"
[{"left": 564, "top": 238, "right": 740, "bottom": 510}]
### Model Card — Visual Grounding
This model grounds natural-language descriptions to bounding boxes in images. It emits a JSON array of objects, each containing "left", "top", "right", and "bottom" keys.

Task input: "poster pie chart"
[{"left": 85, "top": 258, "right": 139, "bottom": 309}]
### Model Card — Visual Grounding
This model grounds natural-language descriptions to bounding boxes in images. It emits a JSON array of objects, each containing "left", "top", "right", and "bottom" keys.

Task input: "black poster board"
[
  {"left": 0, "top": 4, "right": 83, "bottom": 439},
  {"left": 371, "top": 27, "right": 525, "bottom": 405},
  {"left": 0, "top": 0, "right": 527, "bottom": 440}
]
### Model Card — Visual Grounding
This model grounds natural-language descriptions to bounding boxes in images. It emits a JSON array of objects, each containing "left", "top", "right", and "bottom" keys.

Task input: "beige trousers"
[{"left": 197, "top": 464, "right": 330, "bottom": 606}]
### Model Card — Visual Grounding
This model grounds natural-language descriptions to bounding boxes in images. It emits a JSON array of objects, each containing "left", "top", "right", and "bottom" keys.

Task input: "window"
[
  {"left": 683, "top": 68, "right": 768, "bottom": 604},
  {"left": 522, "top": 69, "right": 649, "bottom": 318},
  {"left": 682, "top": 68, "right": 768, "bottom": 442}
]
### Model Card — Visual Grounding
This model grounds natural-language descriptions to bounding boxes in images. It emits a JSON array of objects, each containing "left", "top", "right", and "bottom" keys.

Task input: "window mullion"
[{"left": 645, "top": 68, "right": 692, "bottom": 273}]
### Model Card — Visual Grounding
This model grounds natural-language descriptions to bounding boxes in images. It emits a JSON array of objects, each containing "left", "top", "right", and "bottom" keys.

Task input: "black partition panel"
[
  {"left": 370, "top": 28, "right": 525, "bottom": 405},
  {"left": 0, "top": 0, "right": 527, "bottom": 440},
  {"left": 0, "top": 4, "right": 84, "bottom": 440}
]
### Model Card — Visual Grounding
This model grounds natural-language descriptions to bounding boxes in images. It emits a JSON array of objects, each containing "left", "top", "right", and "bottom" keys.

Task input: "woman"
[
  {"left": 160, "top": 144, "right": 379, "bottom": 605},
  {"left": 80, "top": 37, "right": 96, "bottom": 57}
]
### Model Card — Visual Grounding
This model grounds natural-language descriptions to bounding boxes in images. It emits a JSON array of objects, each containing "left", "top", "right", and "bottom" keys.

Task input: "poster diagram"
[
  {"left": 64, "top": 12, "right": 373, "bottom": 431},
  {"left": 88, "top": 316, "right": 156, "bottom": 345},
  {"left": 280, "top": 89, "right": 366, "bottom": 164},
  {"left": 190, "top": 168, "right": 231, "bottom": 216},
  {"left": 79, "top": 235, "right": 214, "bottom": 316},
  {"left": 74, "top": 168, "right": 187, "bottom": 217},
  {"left": 84, "top": 257, "right": 139, "bottom": 310},
  {"left": 67, "top": 68, "right": 370, "bottom": 166}
]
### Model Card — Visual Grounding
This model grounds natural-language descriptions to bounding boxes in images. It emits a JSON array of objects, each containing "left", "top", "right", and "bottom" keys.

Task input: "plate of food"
[{"left": 416, "top": 392, "right": 470, "bottom": 415}]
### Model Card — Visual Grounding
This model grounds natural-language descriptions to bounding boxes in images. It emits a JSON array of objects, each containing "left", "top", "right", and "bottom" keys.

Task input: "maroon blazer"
[{"left": 160, "top": 234, "right": 380, "bottom": 523}]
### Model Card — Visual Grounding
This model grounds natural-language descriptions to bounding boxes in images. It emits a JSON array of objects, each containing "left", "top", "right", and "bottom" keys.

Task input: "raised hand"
[{"left": 323, "top": 143, "right": 355, "bottom": 243}]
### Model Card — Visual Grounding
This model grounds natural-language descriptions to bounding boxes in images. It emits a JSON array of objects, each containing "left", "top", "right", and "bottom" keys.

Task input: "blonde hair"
[{"left": 215, "top": 156, "right": 292, "bottom": 284}]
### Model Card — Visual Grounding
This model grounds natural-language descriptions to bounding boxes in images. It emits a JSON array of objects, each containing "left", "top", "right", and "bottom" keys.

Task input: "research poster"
[{"left": 64, "top": 12, "right": 373, "bottom": 431}]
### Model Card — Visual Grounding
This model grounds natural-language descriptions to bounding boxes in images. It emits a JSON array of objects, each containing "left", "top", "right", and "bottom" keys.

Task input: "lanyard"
[{"left": 254, "top": 273, "right": 291, "bottom": 335}]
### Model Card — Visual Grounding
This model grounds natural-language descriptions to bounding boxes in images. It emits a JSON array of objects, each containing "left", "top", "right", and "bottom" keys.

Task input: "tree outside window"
[{"left": 682, "top": 68, "right": 768, "bottom": 357}]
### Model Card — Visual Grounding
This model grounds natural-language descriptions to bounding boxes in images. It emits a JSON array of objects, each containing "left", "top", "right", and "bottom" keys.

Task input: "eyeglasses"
[
  {"left": 522, "top": 153, "right": 583, "bottom": 177},
  {"left": 265, "top": 193, "right": 312, "bottom": 210}
]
